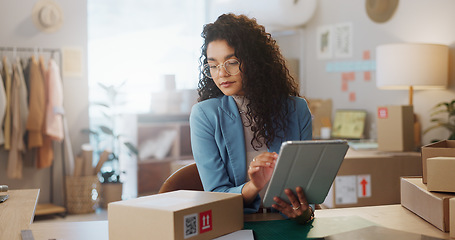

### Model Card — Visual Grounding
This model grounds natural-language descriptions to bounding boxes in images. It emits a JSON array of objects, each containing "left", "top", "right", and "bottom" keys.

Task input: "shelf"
[
  {"left": 138, "top": 155, "right": 194, "bottom": 164},
  {"left": 136, "top": 114, "right": 193, "bottom": 195},
  {"left": 35, "top": 203, "right": 66, "bottom": 216}
]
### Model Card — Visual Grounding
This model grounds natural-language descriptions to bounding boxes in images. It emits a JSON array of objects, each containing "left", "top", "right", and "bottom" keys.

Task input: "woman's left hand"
[{"left": 271, "top": 186, "right": 310, "bottom": 219}]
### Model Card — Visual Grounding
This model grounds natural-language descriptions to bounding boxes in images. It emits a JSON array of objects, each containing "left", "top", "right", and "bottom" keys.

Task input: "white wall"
[
  {"left": 0, "top": 0, "right": 89, "bottom": 205},
  {"left": 302, "top": 0, "right": 455, "bottom": 145},
  {"left": 209, "top": 0, "right": 455, "bottom": 145}
]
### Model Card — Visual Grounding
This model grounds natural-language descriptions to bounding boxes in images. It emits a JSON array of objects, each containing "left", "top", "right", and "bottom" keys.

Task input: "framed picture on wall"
[
  {"left": 334, "top": 22, "right": 353, "bottom": 58},
  {"left": 317, "top": 25, "right": 333, "bottom": 59}
]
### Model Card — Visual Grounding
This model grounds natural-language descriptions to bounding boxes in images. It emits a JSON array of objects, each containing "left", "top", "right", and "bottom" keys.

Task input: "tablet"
[{"left": 262, "top": 140, "right": 349, "bottom": 207}]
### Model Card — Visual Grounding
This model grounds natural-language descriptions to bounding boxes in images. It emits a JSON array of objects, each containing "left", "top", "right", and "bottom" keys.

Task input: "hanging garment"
[
  {"left": 21, "top": 58, "right": 31, "bottom": 103},
  {"left": 7, "top": 60, "right": 28, "bottom": 179},
  {"left": 26, "top": 56, "right": 45, "bottom": 148},
  {"left": 0, "top": 73, "right": 6, "bottom": 145},
  {"left": 2, "top": 57, "right": 12, "bottom": 150},
  {"left": 36, "top": 56, "right": 53, "bottom": 169},
  {"left": 21, "top": 58, "right": 32, "bottom": 154},
  {"left": 45, "top": 58, "right": 64, "bottom": 141},
  {"left": 37, "top": 134, "right": 53, "bottom": 168},
  {"left": 16, "top": 59, "right": 29, "bottom": 149}
]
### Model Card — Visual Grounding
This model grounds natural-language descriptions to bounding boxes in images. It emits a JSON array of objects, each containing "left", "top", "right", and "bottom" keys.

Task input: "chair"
[{"left": 158, "top": 162, "right": 204, "bottom": 193}]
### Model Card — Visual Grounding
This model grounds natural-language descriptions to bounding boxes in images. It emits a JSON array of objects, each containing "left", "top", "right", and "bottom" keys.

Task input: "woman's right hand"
[
  {"left": 247, "top": 152, "right": 278, "bottom": 191},
  {"left": 242, "top": 152, "right": 277, "bottom": 205}
]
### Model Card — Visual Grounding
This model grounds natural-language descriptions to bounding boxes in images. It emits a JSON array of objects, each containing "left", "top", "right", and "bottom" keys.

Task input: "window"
[
  {"left": 88, "top": 0, "right": 206, "bottom": 113},
  {"left": 87, "top": 0, "right": 207, "bottom": 199}
]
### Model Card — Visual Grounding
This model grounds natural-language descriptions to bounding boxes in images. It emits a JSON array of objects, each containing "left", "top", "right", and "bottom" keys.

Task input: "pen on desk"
[
  {"left": 0, "top": 185, "right": 8, "bottom": 192},
  {"left": 0, "top": 195, "right": 8, "bottom": 203}
]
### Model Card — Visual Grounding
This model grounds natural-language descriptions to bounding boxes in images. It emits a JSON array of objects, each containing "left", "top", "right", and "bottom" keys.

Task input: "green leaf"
[
  {"left": 441, "top": 123, "right": 455, "bottom": 132},
  {"left": 101, "top": 111, "right": 112, "bottom": 120},
  {"left": 99, "top": 126, "right": 114, "bottom": 135},
  {"left": 429, "top": 118, "right": 445, "bottom": 123},
  {"left": 449, "top": 132, "right": 455, "bottom": 140},
  {"left": 423, "top": 124, "right": 444, "bottom": 134},
  {"left": 124, "top": 142, "right": 138, "bottom": 155},
  {"left": 80, "top": 128, "right": 99, "bottom": 136},
  {"left": 430, "top": 109, "right": 449, "bottom": 117},
  {"left": 91, "top": 101, "right": 110, "bottom": 108},
  {"left": 98, "top": 82, "right": 110, "bottom": 92},
  {"left": 109, "top": 152, "right": 119, "bottom": 161}
]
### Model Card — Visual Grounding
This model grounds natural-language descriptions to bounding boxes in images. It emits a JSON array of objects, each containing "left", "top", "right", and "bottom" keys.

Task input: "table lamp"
[
  {"left": 376, "top": 43, "right": 449, "bottom": 105},
  {"left": 375, "top": 43, "right": 449, "bottom": 151}
]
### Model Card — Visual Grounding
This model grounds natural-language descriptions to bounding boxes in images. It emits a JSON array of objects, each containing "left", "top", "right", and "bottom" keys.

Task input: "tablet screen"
[{"left": 262, "top": 140, "right": 348, "bottom": 207}]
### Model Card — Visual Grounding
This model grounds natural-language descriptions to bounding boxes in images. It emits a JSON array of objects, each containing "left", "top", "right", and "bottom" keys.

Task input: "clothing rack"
[
  {"left": 1, "top": 46, "right": 67, "bottom": 216},
  {"left": 0, "top": 46, "right": 62, "bottom": 72},
  {"left": 0, "top": 46, "right": 60, "bottom": 53}
]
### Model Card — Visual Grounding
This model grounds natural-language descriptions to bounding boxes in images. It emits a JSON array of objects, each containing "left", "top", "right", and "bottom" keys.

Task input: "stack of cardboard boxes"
[
  {"left": 323, "top": 149, "right": 422, "bottom": 208},
  {"left": 400, "top": 140, "right": 455, "bottom": 238}
]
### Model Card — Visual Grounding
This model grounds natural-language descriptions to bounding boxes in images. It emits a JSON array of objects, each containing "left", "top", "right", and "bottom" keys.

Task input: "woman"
[{"left": 190, "top": 14, "right": 313, "bottom": 223}]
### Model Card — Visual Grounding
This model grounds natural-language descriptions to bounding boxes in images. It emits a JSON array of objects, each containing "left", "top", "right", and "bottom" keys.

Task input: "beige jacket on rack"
[
  {"left": 0, "top": 73, "right": 6, "bottom": 145},
  {"left": 2, "top": 57, "right": 12, "bottom": 150},
  {"left": 26, "top": 56, "right": 45, "bottom": 148},
  {"left": 7, "top": 59, "right": 29, "bottom": 179},
  {"left": 37, "top": 56, "right": 53, "bottom": 169}
]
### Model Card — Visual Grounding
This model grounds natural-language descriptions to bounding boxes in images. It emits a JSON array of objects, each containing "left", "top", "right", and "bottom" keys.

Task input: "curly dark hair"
[{"left": 198, "top": 13, "right": 300, "bottom": 150}]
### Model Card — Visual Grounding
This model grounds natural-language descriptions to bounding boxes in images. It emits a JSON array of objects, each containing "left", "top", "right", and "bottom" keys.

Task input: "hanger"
[{"left": 34, "top": 46, "right": 39, "bottom": 59}]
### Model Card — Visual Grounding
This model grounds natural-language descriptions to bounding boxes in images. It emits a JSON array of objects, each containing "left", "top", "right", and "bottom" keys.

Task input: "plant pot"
[{"left": 101, "top": 182, "right": 123, "bottom": 208}]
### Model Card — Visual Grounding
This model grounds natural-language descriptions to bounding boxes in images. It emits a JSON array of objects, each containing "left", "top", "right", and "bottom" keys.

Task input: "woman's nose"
[{"left": 218, "top": 65, "right": 230, "bottom": 78}]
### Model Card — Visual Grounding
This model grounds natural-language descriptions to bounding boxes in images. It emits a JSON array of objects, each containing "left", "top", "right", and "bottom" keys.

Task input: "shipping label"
[{"left": 335, "top": 175, "right": 358, "bottom": 204}]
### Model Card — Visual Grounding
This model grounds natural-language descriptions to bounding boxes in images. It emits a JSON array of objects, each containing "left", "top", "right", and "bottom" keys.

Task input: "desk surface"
[
  {"left": 318, "top": 204, "right": 449, "bottom": 239},
  {"left": 30, "top": 204, "right": 450, "bottom": 240},
  {"left": 0, "top": 189, "right": 39, "bottom": 240}
]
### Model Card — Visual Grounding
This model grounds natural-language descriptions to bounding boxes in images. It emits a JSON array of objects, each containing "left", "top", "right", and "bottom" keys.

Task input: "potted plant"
[
  {"left": 424, "top": 99, "right": 455, "bottom": 142},
  {"left": 82, "top": 81, "right": 138, "bottom": 207}
]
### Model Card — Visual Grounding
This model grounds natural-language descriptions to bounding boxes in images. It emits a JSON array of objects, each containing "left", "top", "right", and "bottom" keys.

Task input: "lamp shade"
[{"left": 376, "top": 43, "right": 449, "bottom": 90}]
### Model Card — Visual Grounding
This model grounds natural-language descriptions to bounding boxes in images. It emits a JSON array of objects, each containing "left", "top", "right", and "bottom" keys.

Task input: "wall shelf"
[{"left": 136, "top": 114, "right": 193, "bottom": 195}]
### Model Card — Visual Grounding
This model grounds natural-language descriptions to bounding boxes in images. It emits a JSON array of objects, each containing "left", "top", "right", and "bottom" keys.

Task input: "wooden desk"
[
  {"left": 29, "top": 204, "right": 450, "bottom": 240},
  {"left": 0, "top": 189, "right": 40, "bottom": 240},
  {"left": 315, "top": 204, "right": 449, "bottom": 239},
  {"left": 31, "top": 221, "right": 108, "bottom": 240}
]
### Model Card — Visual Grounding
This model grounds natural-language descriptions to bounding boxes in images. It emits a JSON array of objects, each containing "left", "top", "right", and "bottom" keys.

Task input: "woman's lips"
[{"left": 220, "top": 81, "right": 234, "bottom": 87}]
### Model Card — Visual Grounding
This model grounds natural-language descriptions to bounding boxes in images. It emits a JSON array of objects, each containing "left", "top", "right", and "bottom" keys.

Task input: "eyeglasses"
[{"left": 202, "top": 59, "right": 240, "bottom": 79}]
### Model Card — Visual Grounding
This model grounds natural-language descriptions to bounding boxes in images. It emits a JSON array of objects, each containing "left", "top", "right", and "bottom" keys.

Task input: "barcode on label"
[{"left": 184, "top": 213, "right": 198, "bottom": 239}]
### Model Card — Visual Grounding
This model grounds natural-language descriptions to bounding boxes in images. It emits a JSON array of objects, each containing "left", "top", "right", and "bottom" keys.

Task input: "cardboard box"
[
  {"left": 308, "top": 98, "right": 332, "bottom": 139},
  {"left": 377, "top": 105, "right": 414, "bottom": 152},
  {"left": 421, "top": 140, "right": 455, "bottom": 184},
  {"left": 108, "top": 190, "right": 243, "bottom": 240},
  {"left": 400, "top": 177, "right": 455, "bottom": 232},
  {"left": 323, "top": 149, "right": 422, "bottom": 208},
  {"left": 450, "top": 198, "right": 455, "bottom": 238},
  {"left": 427, "top": 157, "right": 455, "bottom": 193}
]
